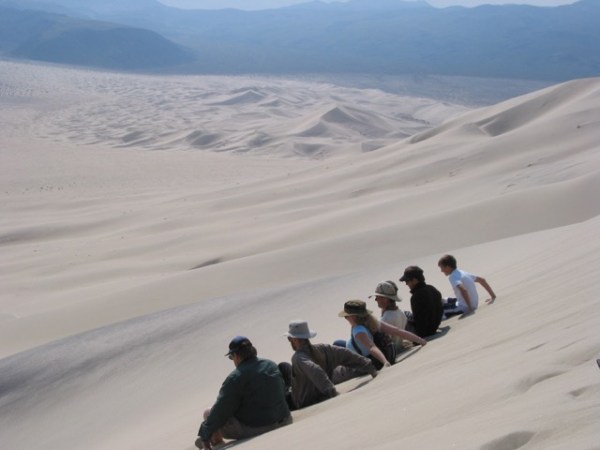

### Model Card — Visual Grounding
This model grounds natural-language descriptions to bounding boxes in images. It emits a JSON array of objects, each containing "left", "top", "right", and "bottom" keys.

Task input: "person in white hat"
[
  {"left": 369, "top": 280, "right": 408, "bottom": 352},
  {"left": 279, "top": 320, "right": 378, "bottom": 410}
]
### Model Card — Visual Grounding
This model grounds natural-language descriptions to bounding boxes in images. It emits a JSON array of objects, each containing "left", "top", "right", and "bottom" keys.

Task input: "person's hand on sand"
[
  {"left": 412, "top": 338, "right": 427, "bottom": 347},
  {"left": 204, "top": 440, "right": 226, "bottom": 450},
  {"left": 485, "top": 296, "right": 496, "bottom": 304}
]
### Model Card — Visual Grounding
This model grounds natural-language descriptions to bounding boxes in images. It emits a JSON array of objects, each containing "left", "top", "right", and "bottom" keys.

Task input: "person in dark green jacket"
[{"left": 195, "top": 336, "right": 292, "bottom": 449}]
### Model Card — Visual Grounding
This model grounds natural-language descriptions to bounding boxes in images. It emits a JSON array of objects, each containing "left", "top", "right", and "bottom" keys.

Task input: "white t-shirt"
[
  {"left": 449, "top": 269, "right": 479, "bottom": 311},
  {"left": 381, "top": 309, "right": 407, "bottom": 350}
]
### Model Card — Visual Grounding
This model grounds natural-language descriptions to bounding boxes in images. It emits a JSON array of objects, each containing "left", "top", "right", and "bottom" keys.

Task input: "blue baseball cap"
[{"left": 225, "top": 336, "right": 251, "bottom": 357}]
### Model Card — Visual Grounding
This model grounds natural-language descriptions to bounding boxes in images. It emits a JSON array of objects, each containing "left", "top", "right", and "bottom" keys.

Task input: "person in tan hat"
[
  {"left": 338, "top": 300, "right": 426, "bottom": 369},
  {"left": 369, "top": 280, "right": 408, "bottom": 352},
  {"left": 278, "top": 320, "right": 377, "bottom": 410}
]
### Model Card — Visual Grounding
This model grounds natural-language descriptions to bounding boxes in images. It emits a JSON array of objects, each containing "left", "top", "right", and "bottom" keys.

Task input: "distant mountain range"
[
  {"left": 0, "top": 4, "right": 193, "bottom": 70},
  {"left": 0, "top": 0, "right": 598, "bottom": 80}
]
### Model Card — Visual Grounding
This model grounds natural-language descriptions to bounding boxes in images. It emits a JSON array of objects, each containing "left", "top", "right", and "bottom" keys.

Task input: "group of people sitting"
[{"left": 195, "top": 254, "right": 496, "bottom": 449}]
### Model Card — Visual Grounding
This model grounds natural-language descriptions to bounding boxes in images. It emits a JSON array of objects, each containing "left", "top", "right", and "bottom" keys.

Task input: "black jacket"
[{"left": 410, "top": 282, "right": 443, "bottom": 337}]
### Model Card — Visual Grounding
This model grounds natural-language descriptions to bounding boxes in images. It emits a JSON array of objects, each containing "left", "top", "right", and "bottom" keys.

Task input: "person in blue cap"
[{"left": 195, "top": 336, "right": 292, "bottom": 449}]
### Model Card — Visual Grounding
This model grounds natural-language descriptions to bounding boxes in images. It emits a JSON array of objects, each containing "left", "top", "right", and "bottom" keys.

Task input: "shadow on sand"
[
  {"left": 427, "top": 325, "right": 451, "bottom": 341},
  {"left": 393, "top": 325, "right": 451, "bottom": 364},
  {"left": 216, "top": 440, "right": 246, "bottom": 449}
]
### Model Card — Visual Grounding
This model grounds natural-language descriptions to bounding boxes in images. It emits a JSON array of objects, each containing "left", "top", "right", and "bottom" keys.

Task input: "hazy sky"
[{"left": 158, "top": 0, "right": 578, "bottom": 10}]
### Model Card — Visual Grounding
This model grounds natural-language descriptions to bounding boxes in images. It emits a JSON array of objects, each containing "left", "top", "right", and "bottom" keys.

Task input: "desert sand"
[{"left": 1, "top": 60, "right": 599, "bottom": 450}]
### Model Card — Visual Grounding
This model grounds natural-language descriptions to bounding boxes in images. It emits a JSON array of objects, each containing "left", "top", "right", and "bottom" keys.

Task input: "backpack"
[
  {"left": 373, "top": 331, "right": 396, "bottom": 367},
  {"left": 351, "top": 330, "right": 396, "bottom": 370}
]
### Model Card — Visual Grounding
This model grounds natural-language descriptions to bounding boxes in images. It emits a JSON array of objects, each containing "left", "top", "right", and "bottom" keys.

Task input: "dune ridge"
[{"left": 1, "top": 61, "right": 599, "bottom": 450}]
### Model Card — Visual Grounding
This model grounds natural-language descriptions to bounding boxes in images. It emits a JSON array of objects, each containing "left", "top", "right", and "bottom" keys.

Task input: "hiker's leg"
[
  {"left": 278, "top": 362, "right": 292, "bottom": 388},
  {"left": 332, "top": 339, "right": 347, "bottom": 348}
]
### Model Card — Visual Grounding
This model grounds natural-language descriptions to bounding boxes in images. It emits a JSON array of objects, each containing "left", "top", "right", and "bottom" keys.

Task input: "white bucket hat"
[{"left": 284, "top": 320, "right": 317, "bottom": 339}]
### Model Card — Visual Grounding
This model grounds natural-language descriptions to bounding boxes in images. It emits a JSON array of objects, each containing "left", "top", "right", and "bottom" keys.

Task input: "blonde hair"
[{"left": 354, "top": 313, "right": 380, "bottom": 334}]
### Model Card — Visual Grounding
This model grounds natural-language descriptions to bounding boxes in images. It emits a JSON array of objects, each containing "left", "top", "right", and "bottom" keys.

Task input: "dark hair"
[
  {"left": 235, "top": 344, "right": 258, "bottom": 361},
  {"left": 400, "top": 267, "right": 425, "bottom": 283},
  {"left": 438, "top": 254, "right": 457, "bottom": 270},
  {"left": 412, "top": 271, "right": 426, "bottom": 283}
]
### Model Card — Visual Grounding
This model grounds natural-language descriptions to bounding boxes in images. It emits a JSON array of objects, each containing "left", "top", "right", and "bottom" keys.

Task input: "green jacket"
[{"left": 199, "top": 357, "right": 290, "bottom": 441}]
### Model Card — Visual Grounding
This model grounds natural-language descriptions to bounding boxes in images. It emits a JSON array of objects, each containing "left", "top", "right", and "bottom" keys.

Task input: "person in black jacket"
[{"left": 399, "top": 266, "right": 444, "bottom": 338}]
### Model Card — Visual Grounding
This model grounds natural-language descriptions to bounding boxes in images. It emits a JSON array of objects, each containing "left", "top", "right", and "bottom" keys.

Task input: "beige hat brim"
[
  {"left": 283, "top": 331, "right": 317, "bottom": 339},
  {"left": 369, "top": 293, "right": 401, "bottom": 302}
]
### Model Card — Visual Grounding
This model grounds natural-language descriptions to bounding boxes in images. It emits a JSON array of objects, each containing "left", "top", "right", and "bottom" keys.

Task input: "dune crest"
[{"left": 411, "top": 78, "right": 600, "bottom": 143}]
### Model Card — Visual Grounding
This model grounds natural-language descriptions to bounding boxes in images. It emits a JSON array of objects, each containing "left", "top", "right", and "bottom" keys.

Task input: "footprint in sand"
[
  {"left": 515, "top": 370, "right": 565, "bottom": 393},
  {"left": 569, "top": 383, "right": 600, "bottom": 398}
]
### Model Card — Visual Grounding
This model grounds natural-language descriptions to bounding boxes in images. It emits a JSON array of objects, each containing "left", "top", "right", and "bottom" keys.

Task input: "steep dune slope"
[{"left": 2, "top": 77, "right": 599, "bottom": 354}]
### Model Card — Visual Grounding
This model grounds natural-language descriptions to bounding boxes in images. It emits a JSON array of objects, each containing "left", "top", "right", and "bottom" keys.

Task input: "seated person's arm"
[
  {"left": 458, "top": 284, "right": 473, "bottom": 311},
  {"left": 475, "top": 276, "right": 496, "bottom": 303},
  {"left": 331, "top": 346, "right": 377, "bottom": 376},
  {"left": 354, "top": 332, "right": 390, "bottom": 368},
  {"left": 379, "top": 321, "right": 427, "bottom": 346},
  {"left": 294, "top": 352, "right": 337, "bottom": 398},
  {"left": 199, "top": 374, "right": 241, "bottom": 443}
]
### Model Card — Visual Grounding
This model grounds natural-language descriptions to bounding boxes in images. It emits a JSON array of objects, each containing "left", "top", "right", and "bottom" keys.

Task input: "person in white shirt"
[
  {"left": 369, "top": 280, "right": 407, "bottom": 352},
  {"left": 438, "top": 254, "right": 497, "bottom": 315}
]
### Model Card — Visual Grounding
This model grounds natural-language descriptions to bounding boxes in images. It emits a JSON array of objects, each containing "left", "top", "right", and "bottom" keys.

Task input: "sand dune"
[
  {"left": 1, "top": 61, "right": 599, "bottom": 450},
  {"left": 0, "top": 62, "right": 465, "bottom": 159}
]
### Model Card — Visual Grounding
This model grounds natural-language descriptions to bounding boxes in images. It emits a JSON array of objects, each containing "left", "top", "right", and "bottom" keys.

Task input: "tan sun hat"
[{"left": 369, "top": 280, "right": 401, "bottom": 302}]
